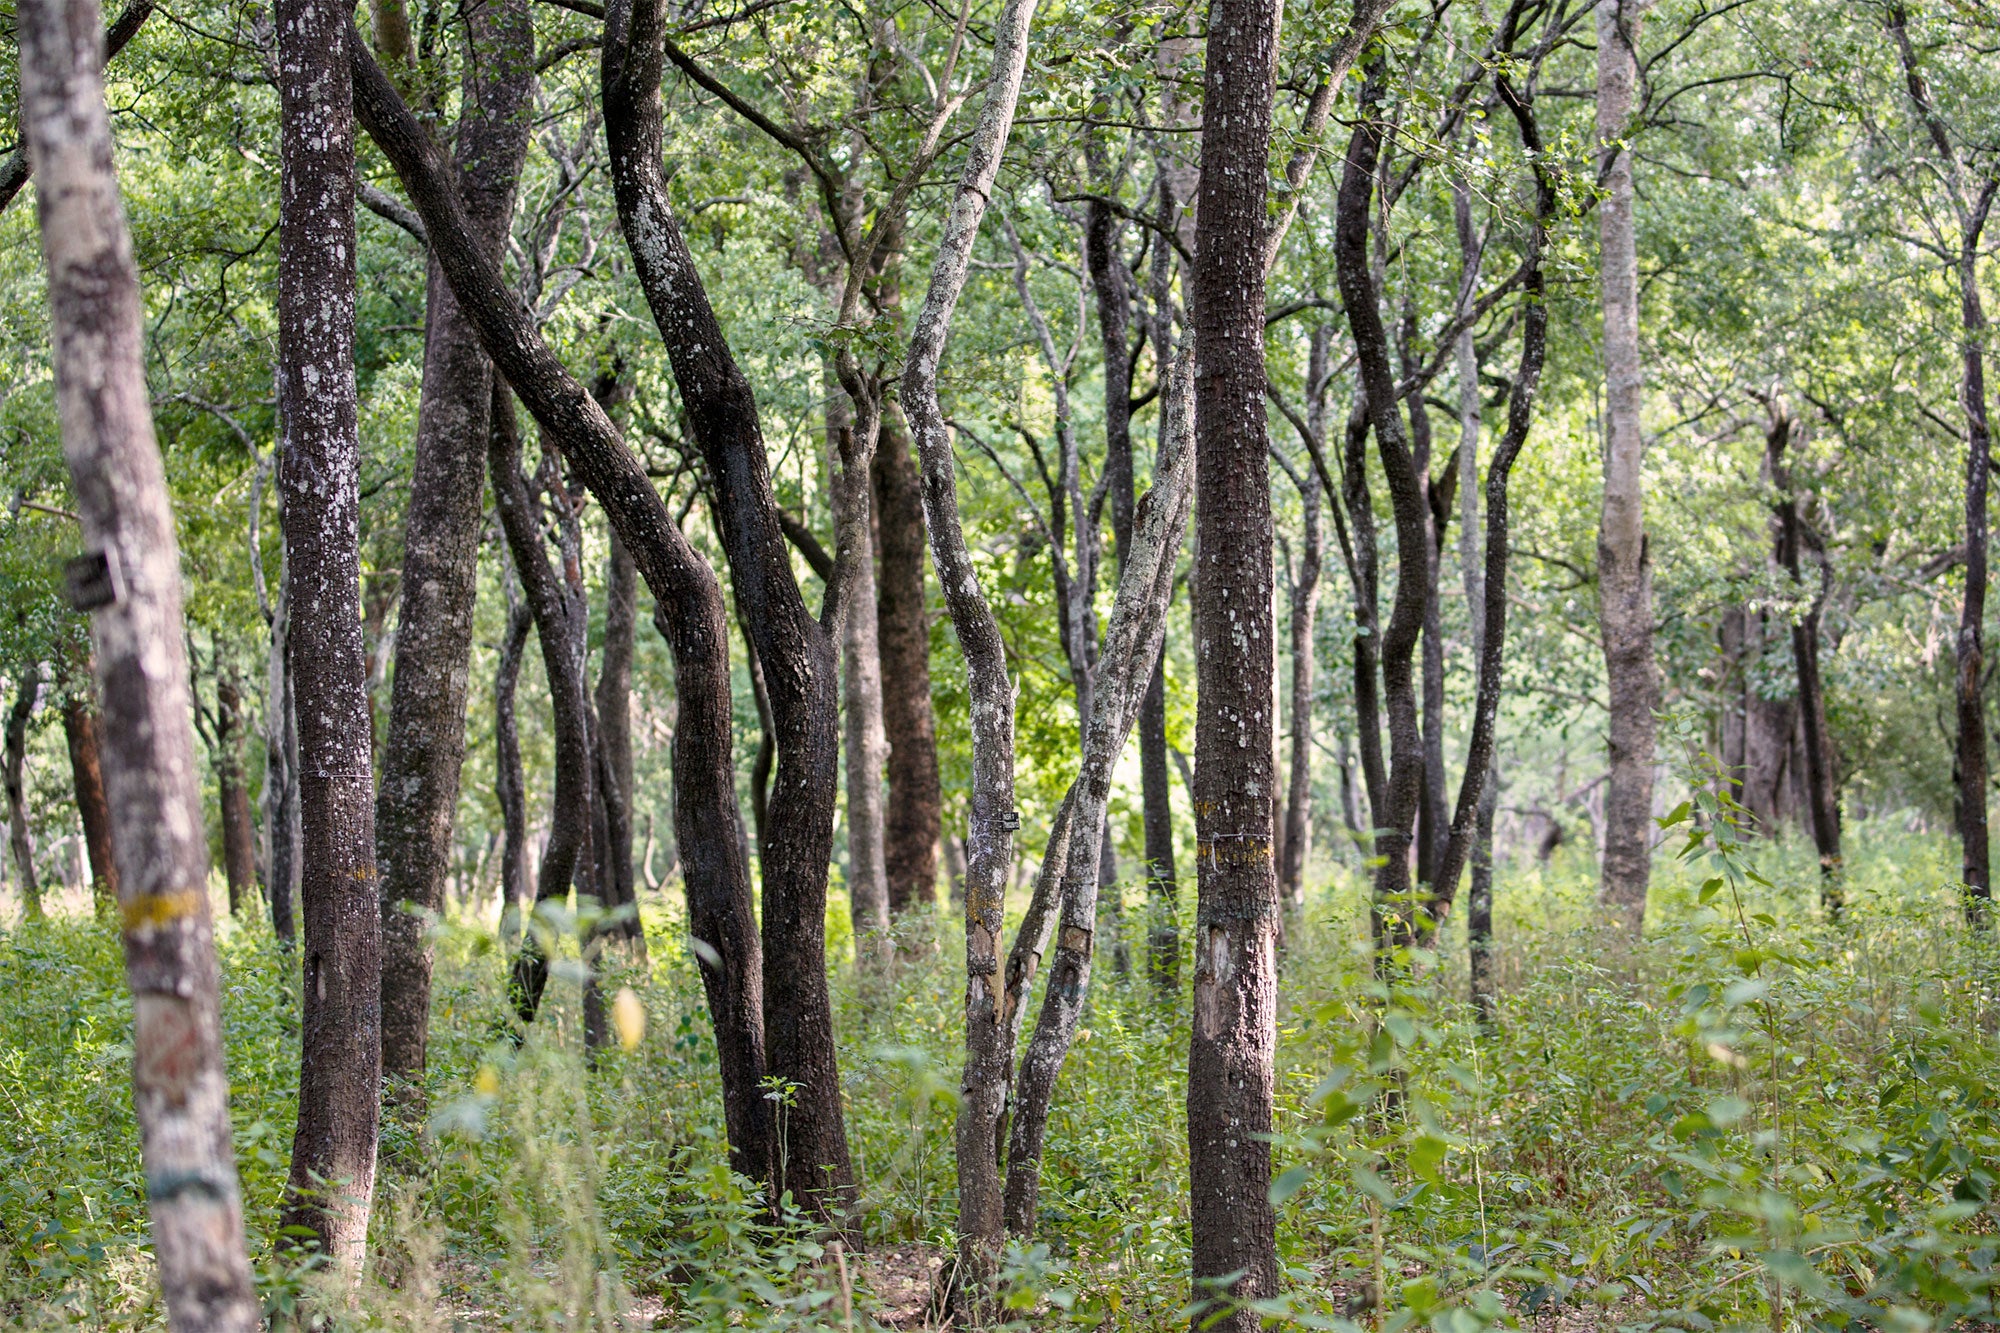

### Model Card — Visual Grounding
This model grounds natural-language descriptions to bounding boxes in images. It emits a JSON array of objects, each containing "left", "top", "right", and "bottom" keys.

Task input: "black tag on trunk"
[{"left": 64, "top": 549, "right": 123, "bottom": 612}]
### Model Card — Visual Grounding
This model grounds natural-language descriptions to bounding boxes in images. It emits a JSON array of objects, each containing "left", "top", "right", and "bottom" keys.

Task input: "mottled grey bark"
[
  {"left": 1594, "top": 0, "right": 1657, "bottom": 929},
  {"left": 1004, "top": 349, "right": 1194, "bottom": 1238},
  {"left": 17, "top": 0, "right": 261, "bottom": 1315},
  {"left": 594, "top": 533, "right": 645, "bottom": 951},
  {"left": 898, "top": 0, "right": 1038, "bottom": 1288},
  {"left": 828, "top": 372, "right": 891, "bottom": 955},
  {"left": 1188, "top": 0, "right": 1283, "bottom": 1322},
  {"left": 376, "top": 0, "right": 534, "bottom": 1097}
]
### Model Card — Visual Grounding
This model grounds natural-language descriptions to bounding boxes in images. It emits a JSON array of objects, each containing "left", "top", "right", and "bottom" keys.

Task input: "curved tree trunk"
[
  {"left": 274, "top": 0, "right": 381, "bottom": 1266},
  {"left": 1188, "top": 0, "right": 1283, "bottom": 1321},
  {"left": 376, "top": 0, "right": 535, "bottom": 1098},
  {"left": 601, "top": 0, "right": 852, "bottom": 1209},
  {"left": 1594, "top": 0, "right": 1657, "bottom": 930},
  {"left": 898, "top": 0, "right": 1038, "bottom": 1287},
  {"left": 351, "top": 29, "right": 775, "bottom": 1195},
  {"left": 18, "top": 0, "right": 261, "bottom": 1311}
]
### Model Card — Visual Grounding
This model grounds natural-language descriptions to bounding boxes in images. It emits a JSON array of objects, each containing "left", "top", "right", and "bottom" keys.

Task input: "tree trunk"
[
  {"left": 18, "top": 0, "right": 262, "bottom": 1314},
  {"left": 1004, "top": 349, "right": 1194, "bottom": 1239},
  {"left": 875, "top": 405, "right": 942, "bottom": 916},
  {"left": 275, "top": 0, "right": 381, "bottom": 1266},
  {"left": 1277, "top": 330, "right": 1330, "bottom": 911},
  {"left": 1188, "top": 0, "right": 1282, "bottom": 1321},
  {"left": 1141, "top": 138, "right": 1182, "bottom": 994},
  {"left": 601, "top": 0, "right": 852, "bottom": 1209},
  {"left": 352, "top": 26, "right": 776, "bottom": 1194},
  {"left": 263, "top": 561, "right": 299, "bottom": 944},
  {"left": 63, "top": 685, "right": 119, "bottom": 919},
  {"left": 595, "top": 533, "right": 645, "bottom": 952},
  {"left": 1765, "top": 411, "right": 1843, "bottom": 917},
  {"left": 829, "top": 374, "right": 890, "bottom": 956},
  {"left": 1594, "top": 0, "right": 1657, "bottom": 930},
  {"left": 494, "top": 595, "right": 533, "bottom": 934},
  {"left": 897, "top": 0, "right": 1038, "bottom": 1288},
  {"left": 6, "top": 674, "right": 42, "bottom": 920},
  {"left": 214, "top": 674, "right": 257, "bottom": 918},
  {"left": 1454, "top": 176, "right": 1496, "bottom": 1021},
  {"left": 491, "top": 395, "right": 595, "bottom": 1026},
  {"left": 376, "top": 0, "right": 534, "bottom": 1097}
]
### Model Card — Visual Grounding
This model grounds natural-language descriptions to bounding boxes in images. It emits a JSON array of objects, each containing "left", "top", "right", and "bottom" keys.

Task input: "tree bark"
[
  {"left": 595, "top": 532, "right": 645, "bottom": 951},
  {"left": 1188, "top": 0, "right": 1283, "bottom": 1322},
  {"left": 897, "top": 0, "right": 1038, "bottom": 1287},
  {"left": 6, "top": 674, "right": 42, "bottom": 920},
  {"left": 1594, "top": 0, "right": 1657, "bottom": 930},
  {"left": 875, "top": 405, "right": 942, "bottom": 915},
  {"left": 263, "top": 560, "right": 299, "bottom": 944},
  {"left": 274, "top": 0, "right": 380, "bottom": 1266},
  {"left": 602, "top": 0, "right": 852, "bottom": 1208},
  {"left": 350, "top": 30, "right": 775, "bottom": 1194},
  {"left": 213, "top": 674, "right": 256, "bottom": 918},
  {"left": 377, "top": 0, "right": 534, "bottom": 1097},
  {"left": 828, "top": 375, "right": 890, "bottom": 956},
  {"left": 63, "top": 685, "right": 119, "bottom": 919},
  {"left": 494, "top": 595, "right": 533, "bottom": 934},
  {"left": 1765, "top": 411, "right": 1843, "bottom": 917},
  {"left": 1886, "top": 4, "right": 1995, "bottom": 923},
  {"left": 1004, "top": 348, "right": 1194, "bottom": 1238},
  {"left": 18, "top": 0, "right": 261, "bottom": 1314},
  {"left": 490, "top": 394, "right": 595, "bottom": 1026}
]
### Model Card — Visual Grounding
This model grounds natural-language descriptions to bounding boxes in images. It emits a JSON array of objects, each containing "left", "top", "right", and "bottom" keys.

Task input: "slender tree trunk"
[
  {"left": 1885, "top": 3, "right": 1992, "bottom": 923},
  {"left": 897, "top": 0, "right": 1038, "bottom": 1287},
  {"left": 602, "top": 0, "right": 852, "bottom": 1207},
  {"left": 829, "top": 374, "right": 890, "bottom": 955},
  {"left": 264, "top": 561, "right": 299, "bottom": 943},
  {"left": 19, "top": 0, "right": 261, "bottom": 1311},
  {"left": 214, "top": 674, "right": 257, "bottom": 917},
  {"left": 1188, "top": 0, "right": 1282, "bottom": 1321},
  {"left": 352, "top": 23, "right": 775, "bottom": 1193},
  {"left": 6, "top": 674, "right": 43, "bottom": 919},
  {"left": 1594, "top": 0, "right": 1657, "bottom": 930},
  {"left": 63, "top": 685, "right": 119, "bottom": 919},
  {"left": 1765, "top": 412, "right": 1843, "bottom": 917},
  {"left": 1277, "top": 331, "right": 1330, "bottom": 911},
  {"left": 1454, "top": 175, "right": 1497, "bottom": 1020},
  {"left": 494, "top": 595, "right": 533, "bottom": 934},
  {"left": 1141, "top": 141, "right": 1182, "bottom": 993},
  {"left": 490, "top": 396, "right": 594, "bottom": 1025},
  {"left": 595, "top": 533, "right": 645, "bottom": 951},
  {"left": 376, "top": 0, "right": 534, "bottom": 1097},
  {"left": 875, "top": 405, "right": 942, "bottom": 915},
  {"left": 1004, "top": 350, "right": 1194, "bottom": 1239}
]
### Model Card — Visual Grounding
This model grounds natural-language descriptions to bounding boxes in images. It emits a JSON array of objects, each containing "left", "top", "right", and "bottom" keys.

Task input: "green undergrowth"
[{"left": 0, "top": 821, "right": 1994, "bottom": 1331}]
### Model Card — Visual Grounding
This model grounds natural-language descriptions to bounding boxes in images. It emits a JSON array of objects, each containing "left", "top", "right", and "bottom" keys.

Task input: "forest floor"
[{"left": 0, "top": 822, "right": 1995, "bottom": 1331}]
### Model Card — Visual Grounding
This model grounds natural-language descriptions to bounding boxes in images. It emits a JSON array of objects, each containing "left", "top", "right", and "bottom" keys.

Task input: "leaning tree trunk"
[
  {"left": 214, "top": 673, "right": 257, "bottom": 918},
  {"left": 898, "top": 0, "right": 1039, "bottom": 1291},
  {"left": 62, "top": 685, "right": 119, "bottom": 919},
  {"left": 5, "top": 674, "right": 42, "bottom": 920},
  {"left": 602, "top": 0, "right": 853, "bottom": 1209},
  {"left": 875, "top": 404, "right": 943, "bottom": 915},
  {"left": 1003, "top": 349, "right": 1194, "bottom": 1239},
  {"left": 376, "top": 0, "right": 534, "bottom": 1098},
  {"left": 1188, "top": 0, "right": 1283, "bottom": 1323},
  {"left": 18, "top": 0, "right": 261, "bottom": 1316},
  {"left": 274, "top": 0, "right": 380, "bottom": 1267},
  {"left": 1594, "top": 0, "right": 1657, "bottom": 931},
  {"left": 351, "top": 27, "right": 775, "bottom": 1194}
]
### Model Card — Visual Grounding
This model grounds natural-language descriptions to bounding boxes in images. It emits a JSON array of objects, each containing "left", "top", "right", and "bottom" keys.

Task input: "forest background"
[{"left": 0, "top": 0, "right": 1997, "bottom": 1329}]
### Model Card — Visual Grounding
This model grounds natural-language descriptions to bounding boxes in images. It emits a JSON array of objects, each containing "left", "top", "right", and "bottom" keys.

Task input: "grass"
[{"left": 0, "top": 819, "right": 1995, "bottom": 1331}]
